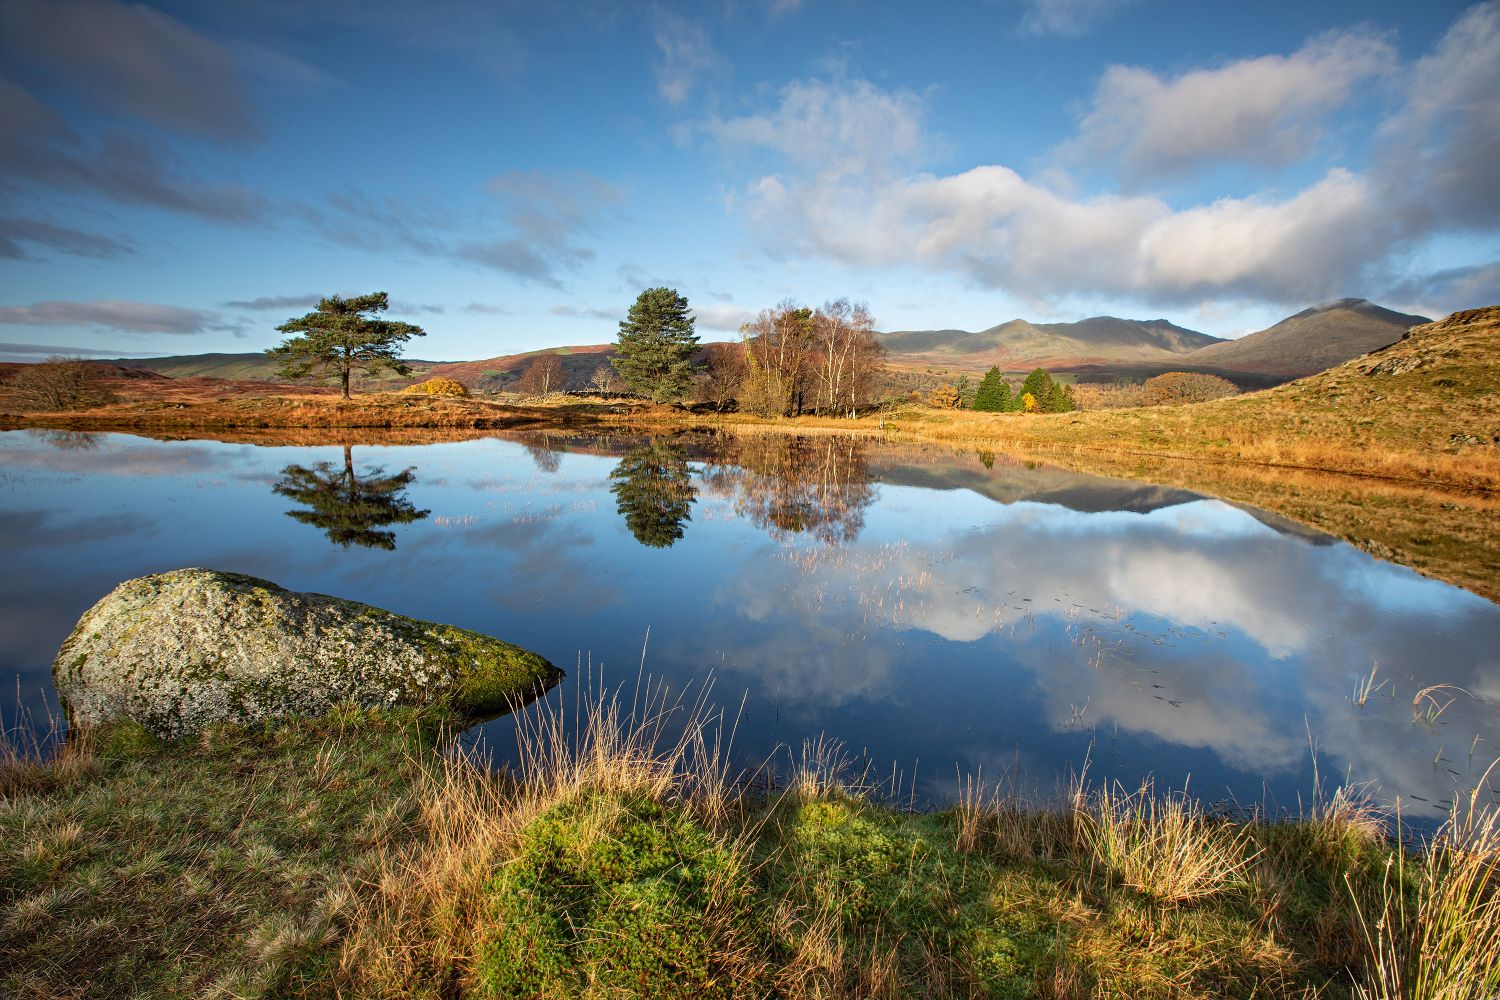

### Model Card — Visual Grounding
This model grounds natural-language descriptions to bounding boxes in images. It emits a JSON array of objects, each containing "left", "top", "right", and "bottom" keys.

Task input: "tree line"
[
  {"left": 930, "top": 366, "right": 1077, "bottom": 413},
  {"left": 602, "top": 288, "right": 888, "bottom": 415}
]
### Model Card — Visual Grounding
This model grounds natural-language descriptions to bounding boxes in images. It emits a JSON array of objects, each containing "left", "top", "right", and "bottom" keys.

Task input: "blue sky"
[{"left": 1, "top": 0, "right": 1496, "bottom": 361}]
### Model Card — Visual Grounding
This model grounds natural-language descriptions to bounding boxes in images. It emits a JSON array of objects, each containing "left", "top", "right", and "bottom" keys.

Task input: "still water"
[{"left": 2, "top": 428, "right": 1496, "bottom": 821}]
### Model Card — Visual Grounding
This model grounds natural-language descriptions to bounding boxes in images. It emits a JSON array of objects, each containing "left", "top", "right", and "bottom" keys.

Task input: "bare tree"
[
  {"left": 740, "top": 301, "right": 814, "bottom": 417},
  {"left": 809, "top": 299, "right": 885, "bottom": 415},
  {"left": 518, "top": 353, "right": 564, "bottom": 396},
  {"left": 4, "top": 357, "right": 116, "bottom": 411},
  {"left": 588, "top": 363, "right": 618, "bottom": 396},
  {"left": 698, "top": 342, "right": 745, "bottom": 411}
]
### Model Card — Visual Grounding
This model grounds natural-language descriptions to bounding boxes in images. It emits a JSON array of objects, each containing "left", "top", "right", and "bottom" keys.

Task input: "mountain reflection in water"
[{"left": 1, "top": 428, "right": 1496, "bottom": 824}]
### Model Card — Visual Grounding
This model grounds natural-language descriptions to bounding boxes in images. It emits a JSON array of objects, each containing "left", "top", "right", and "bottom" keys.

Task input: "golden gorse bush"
[{"left": 401, "top": 377, "right": 470, "bottom": 398}]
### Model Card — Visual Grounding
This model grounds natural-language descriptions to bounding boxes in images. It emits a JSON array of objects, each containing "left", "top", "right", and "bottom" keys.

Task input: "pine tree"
[
  {"left": 611, "top": 287, "right": 700, "bottom": 402},
  {"left": 267, "top": 292, "right": 424, "bottom": 399},
  {"left": 1021, "top": 368, "right": 1054, "bottom": 406},
  {"left": 972, "top": 366, "right": 1011, "bottom": 412}
]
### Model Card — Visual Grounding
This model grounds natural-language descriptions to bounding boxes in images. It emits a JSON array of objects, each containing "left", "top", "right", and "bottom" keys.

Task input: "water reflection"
[
  {"left": 273, "top": 444, "right": 430, "bottom": 550},
  {"left": 701, "top": 436, "right": 874, "bottom": 544},
  {"left": 1, "top": 429, "right": 1496, "bottom": 824},
  {"left": 608, "top": 441, "right": 697, "bottom": 548},
  {"left": 39, "top": 430, "right": 102, "bottom": 451},
  {"left": 519, "top": 432, "right": 563, "bottom": 474}
]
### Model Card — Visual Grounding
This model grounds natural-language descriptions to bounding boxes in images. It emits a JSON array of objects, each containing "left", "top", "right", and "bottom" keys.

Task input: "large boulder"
[{"left": 54, "top": 568, "right": 561, "bottom": 737}]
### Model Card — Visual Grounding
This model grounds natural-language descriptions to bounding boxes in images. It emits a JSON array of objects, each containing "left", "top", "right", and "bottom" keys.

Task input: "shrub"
[
  {"left": 926, "top": 384, "right": 960, "bottom": 409},
  {"left": 4, "top": 357, "right": 116, "bottom": 411},
  {"left": 1142, "top": 371, "right": 1238, "bottom": 405},
  {"left": 400, "top": 377, "right": 469, "bottom": 398}
]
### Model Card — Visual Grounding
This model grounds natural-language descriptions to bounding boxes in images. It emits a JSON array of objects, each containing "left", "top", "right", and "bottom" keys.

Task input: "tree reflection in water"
[
  {"left": 273, "top": 444, "right": 430, "bottom": 550},
  {"left": 702, "top": 435, "right": 874, "bottom": 544},
  {"left": 608, "top": 441, "right": 697, "bottom": 548},
  {"left": 519, "top": 432, "right": 563, "bottom": 474}
]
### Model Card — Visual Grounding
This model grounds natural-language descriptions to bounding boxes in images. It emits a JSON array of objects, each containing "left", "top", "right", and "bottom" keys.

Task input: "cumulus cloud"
[
  {"left": 1014, "top": 0, "right": 1137, "bottom": 37},
  {"left": 705, "top": 77, "right": 931, "bottom": 179},
  {"left": 1376, "top": 1, "right": 1500, "bottom": 230},
  {"left": 0, "top": 300, "right": 236, "bottom": 335},
  {"left": 712, "top": 4, "right": 1500, "bottom": 309},
  {"left": 0, "top": 215, "right": 135, "bottom": 260},
  {"left": 654, "top": 13, "right": 725, "bottom": 105},
  {"left": 0, "top": 0, "right": 259, "bottom": 141},
  {"left": 1065, "top": 30, "right": 1394, "bottom": 182}
]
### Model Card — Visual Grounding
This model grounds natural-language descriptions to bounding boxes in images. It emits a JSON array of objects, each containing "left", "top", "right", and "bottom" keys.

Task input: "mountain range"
[
  {"left": 878, "top": 298, "right": 1431, "bottom": 380},
  {"left": 95, "top": 298, "right": 1432, "bottom": 389}
]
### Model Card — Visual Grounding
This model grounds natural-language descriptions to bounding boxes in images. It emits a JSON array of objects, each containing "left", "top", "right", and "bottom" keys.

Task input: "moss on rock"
[{"left": 53, "top": 568, "right": 561, "bottom": 737}]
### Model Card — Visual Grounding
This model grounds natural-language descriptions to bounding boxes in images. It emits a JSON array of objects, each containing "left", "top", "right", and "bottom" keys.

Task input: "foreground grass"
[
  {"left": 5, "top": 691, "right": 1498, "bottom": 999},
  {"left": 0, "top": 708, "right": 440, "bottom": 998}
]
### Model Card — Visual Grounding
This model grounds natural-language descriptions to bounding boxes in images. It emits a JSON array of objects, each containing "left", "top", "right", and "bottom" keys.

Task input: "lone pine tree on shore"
[
  {"left": 611, "top": 287, "right": 700, "bottom": 403},
  {"left": 267, "top": 292, "right": 425, "bottom": 399}
]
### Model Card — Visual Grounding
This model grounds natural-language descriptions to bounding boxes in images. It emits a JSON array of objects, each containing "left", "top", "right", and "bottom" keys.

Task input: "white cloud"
[
  {"left": 654, "top": 13, "right": 724, "bottom": 105},
  {"left": 705, "top": 77, "right": 931, "bottom": 179},
  {"left": 1014, "top": 0, "right": 1137, "bottom": 37},
  {"left": 1376, "top": 1, "right": 1500, "bottom": 229},
  {"left": 694, "top": 303, "right": 757, "bottom": 332},
  {"left": 1065, "top": 30, "right": 1393, "bottom": 182},
  {"left": 710, "top": 4, "right": 1500, "bottom": 310}
]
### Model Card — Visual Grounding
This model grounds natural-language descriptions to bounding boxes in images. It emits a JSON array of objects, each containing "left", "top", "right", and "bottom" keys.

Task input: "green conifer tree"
[
  {"left": 267, "top": 292, "right": 424, "bottom": 399},
  {"left": 972, "top": 366, "right": 1011, "bottom": 412},
  {"left": 611, "top": 288, "right": 700, "bottom": 402}
]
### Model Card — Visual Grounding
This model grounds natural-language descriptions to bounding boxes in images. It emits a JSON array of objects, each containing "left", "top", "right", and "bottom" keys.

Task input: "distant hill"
[
  {"left": 1184, "top": 298, "right": 1431, "bottom": 377},
  {"left": 880, "top": 316, "right": 1222, "bottom": 369},
  {"left": 105, "top": 352, "right": 447, "bottom": 384},
  {"left": 428, "top": 345, "right": 614, "bottom": 391},
  {"left": 880, "top": 300, "right": 1432, "bottom": 384},
  {"left": 90, "top": 298, "right": 1435, "bottom": 393}
]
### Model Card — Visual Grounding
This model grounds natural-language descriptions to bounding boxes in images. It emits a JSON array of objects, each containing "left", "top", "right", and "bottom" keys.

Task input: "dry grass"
[
  {"left": 1071, "top": 778, "right": 1262, "bottom": 904},
  {"left": 7, "top": 690, "right": 1500, "bottom": 996},
  {"left": 1348, "top": 762, "right": 1500, "bottom": 1000}
]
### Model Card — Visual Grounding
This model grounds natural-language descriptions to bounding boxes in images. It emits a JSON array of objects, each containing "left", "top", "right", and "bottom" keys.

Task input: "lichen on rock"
[{"left": 53, "top": 568, "right": 561, "bottom": 737}]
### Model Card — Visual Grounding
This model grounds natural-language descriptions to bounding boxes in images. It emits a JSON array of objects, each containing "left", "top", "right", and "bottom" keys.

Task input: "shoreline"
[{"left": 4, "top": 393, "right": 1497, "bottom": 603}]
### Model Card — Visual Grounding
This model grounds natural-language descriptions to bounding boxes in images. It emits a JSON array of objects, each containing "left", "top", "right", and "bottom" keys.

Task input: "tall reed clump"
[
  {"left": 1072, "top": 777, "right": 1261, "bottom": 904},
  {"left": 338, "top": 677, "right": 770, "bottom": 998},
  {"left": 1350, "top": 768, "right": 1500, "bottom": 1000}
]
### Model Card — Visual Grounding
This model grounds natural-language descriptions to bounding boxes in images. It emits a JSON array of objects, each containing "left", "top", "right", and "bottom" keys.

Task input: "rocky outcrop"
[{"left": 54, "top": 568, "right": 561, "bottom": 737}]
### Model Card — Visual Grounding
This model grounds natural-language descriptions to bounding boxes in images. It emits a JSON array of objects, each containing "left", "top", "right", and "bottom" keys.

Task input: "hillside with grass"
[
  {"left": 427, "top": 344, "right": 614, "bottom": 391},
  {"left": 1184, "top": 298, "right": 1431, "bottom": 377},
  {"left": 103, "top": 352, "right": 446, "bottom": 384}
]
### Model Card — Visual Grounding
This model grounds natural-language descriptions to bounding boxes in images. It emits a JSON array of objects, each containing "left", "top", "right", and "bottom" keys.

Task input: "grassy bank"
[{"left": 4, "top": 692, "right": 1498, "bottom": 998}]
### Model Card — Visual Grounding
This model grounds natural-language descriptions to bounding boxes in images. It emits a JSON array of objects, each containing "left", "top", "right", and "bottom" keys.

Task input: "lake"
[{"left": 2, "top": 428, "right": 1496, "bottom": 822}]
